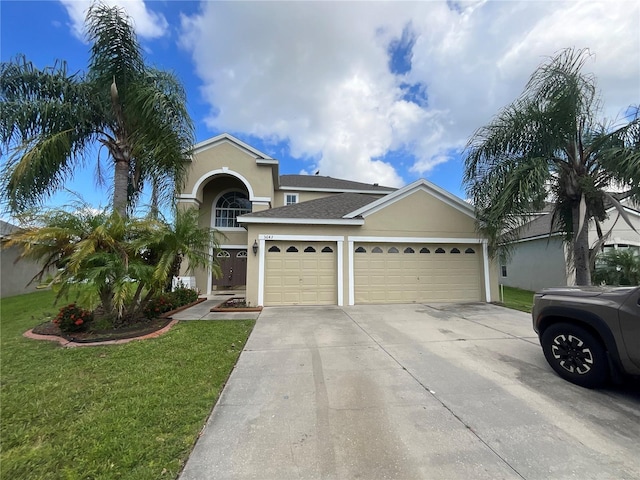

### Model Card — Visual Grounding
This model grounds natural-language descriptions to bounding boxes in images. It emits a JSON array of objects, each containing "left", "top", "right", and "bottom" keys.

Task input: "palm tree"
[
  {"left": 464, "top": 48, "right": 639, "bottom": 285},
  {"left": 4, "top": 205, "right": 219, "bottom": 325},
  {"left": 593, "top": 249, "right": 640, "bottom": 286},
  {"left": 0, "top": 3, "right": 194, "bottom": 217}
]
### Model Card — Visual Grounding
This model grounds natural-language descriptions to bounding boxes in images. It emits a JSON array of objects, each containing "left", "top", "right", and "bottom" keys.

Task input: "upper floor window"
[
  {"left": 215, "top": 191, "right": 251, "bottom": 228},
  {"left": 285, "top": 193, "right": 299, "bottom": 205}
]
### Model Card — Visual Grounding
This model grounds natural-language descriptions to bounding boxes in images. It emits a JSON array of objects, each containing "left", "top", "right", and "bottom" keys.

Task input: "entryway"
[{"left": 212, "top": 249, "right": 247, "bottom": 288}]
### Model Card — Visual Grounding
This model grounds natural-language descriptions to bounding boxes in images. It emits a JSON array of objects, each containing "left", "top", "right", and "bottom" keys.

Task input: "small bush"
[
  {"left": 171, "top": 286, "right": 198, "bottom": 306},
  {"left": 53, "top": 304, "right": 94, "bottom": 333},
  {"left": 143, "top": 294, "right": 175, "bottom": 319}
]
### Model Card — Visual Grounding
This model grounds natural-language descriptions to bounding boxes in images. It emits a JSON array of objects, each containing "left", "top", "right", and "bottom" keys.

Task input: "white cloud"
[
  {"left": 179, "top": 0, "right": 639, "bottom": 186},
  {"left": 60, "top": 0, "right": 168, "bottom": 40}
]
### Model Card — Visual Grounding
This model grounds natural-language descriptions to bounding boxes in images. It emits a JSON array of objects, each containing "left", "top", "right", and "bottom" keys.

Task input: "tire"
[{"left": 540, "top": 323, "right": 610, "bottom": 388}]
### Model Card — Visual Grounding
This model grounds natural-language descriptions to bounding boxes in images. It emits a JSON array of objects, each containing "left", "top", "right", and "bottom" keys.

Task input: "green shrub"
[
  {"left": 53, "top": 304, "right": 94, "bottom": 333},
  {"left": 593, "top": 249, "right": 640, "bottom": 286},
  {"left": 171, "top": 286, "right": 198, "bottom": 306},
  {"left": 143, "top": 294, "right": 175, "bottom": 319}
]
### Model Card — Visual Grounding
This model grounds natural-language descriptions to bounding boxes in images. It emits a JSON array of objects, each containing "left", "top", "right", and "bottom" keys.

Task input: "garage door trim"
[
  {"left": 347, "top": 236, "right": 490, "bottom": 305},
  {"left": 258, "top": 234, "right": 344, "bottom": 306}
]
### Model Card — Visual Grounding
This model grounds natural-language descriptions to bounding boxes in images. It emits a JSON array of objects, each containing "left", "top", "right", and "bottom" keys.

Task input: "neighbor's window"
[
  {"left": 501, "top": 265, "right": 507, "bottom": 277},
  {"left": 215, "top": 191, "right": 251, "bottom": 228},
  {"left": 285, "top": 193, "right": 299, "bottom": 205}
]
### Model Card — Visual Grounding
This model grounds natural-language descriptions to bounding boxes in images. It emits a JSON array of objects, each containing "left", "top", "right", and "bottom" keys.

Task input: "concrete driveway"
[{"left": 179, "top": 303, "right": 640, "bottom": 479}]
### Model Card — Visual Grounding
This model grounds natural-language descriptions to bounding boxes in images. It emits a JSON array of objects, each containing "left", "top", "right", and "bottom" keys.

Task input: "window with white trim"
[
  {"left": 285, "top": 193, "right": 299, "bottom": 205},
  {"left": 215, "top": 191, "right": 251, "bottom": 228}
]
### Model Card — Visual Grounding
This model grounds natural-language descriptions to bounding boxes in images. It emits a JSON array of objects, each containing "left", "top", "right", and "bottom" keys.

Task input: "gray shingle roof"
[
  {"left": 279, "top": 174, "right": 394, "bottom": 192},
  {"left": 240, "top": 193, "right": 379, "bottom": 220},
  {"left": 512, "top": 214, "right": 560, "bottom": 240}
]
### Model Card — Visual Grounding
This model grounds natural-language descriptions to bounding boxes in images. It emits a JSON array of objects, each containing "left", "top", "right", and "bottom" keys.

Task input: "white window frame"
[
  {"left": 284, "top": 193, "right": 299, "bottom": 206},
  {"left": 212, "top": 190, "right": 251, "bottom": 231}
]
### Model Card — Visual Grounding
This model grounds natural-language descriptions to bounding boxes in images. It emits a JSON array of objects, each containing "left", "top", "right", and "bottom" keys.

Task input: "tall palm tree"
[
  {"left": 464, "top": 48, "right": 639, "bottom": 285},
  {"left": 0, "top": 3, "right": 194, "bottom": 217}
]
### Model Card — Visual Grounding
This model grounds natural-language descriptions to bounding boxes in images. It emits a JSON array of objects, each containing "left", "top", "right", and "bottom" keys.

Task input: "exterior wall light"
[{"left": 252, "top": 240, "right": 258, "bottom": 256}]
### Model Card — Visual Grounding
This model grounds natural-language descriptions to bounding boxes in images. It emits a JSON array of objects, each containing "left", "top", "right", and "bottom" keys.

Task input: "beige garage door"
[
  {"left": 354, "top": 243, "right": 482, "bottom": 303},
  {"left": 264, "top": 241, "right": 337, "bottom": 306}
]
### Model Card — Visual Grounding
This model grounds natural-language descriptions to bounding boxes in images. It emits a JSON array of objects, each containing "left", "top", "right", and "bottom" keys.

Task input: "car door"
[{"left": 619, "top": 287, "right": 640, "bottom": 369}]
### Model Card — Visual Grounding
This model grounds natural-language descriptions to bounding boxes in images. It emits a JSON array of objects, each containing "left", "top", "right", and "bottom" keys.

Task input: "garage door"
[
  {"left": 354, "top": 243, "right": 481, "bottom": 303},
  {"left": 264, "top": 241, "right": 337, "bottom": 306}
]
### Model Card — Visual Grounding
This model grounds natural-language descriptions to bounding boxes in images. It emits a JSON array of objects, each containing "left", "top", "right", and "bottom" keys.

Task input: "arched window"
[
  {"left": 435, "top": 248, "right": 445, "bottom": 254},
  {"left": 420, "top": 247, "right": 430, "bottom": 254},
  {"left": 304, "top": 246, "right": 316, "bottom": 253},
  {"left": 215, "top": 191, "right": 251, "bottom": 228},
  {"left": 355, "top": 246, "right": 367, "bottom": 253},
  {"left": 322, "top": 246, "right": 334, "bottom": 253},
  {"left": 268, "top": 245, "right": 280, "bottom": 252},
  {"left": 450, "top": 248, "right": 461, "bottom": 254},
  {"left": 465, "top": 248, "right": 476, "bottom": 254},
  {"left": 404, "top": 247, "right": 415, "bottom": 254},
  {"left": 388, "top": 247, "right": 399, "bottom": 253}
]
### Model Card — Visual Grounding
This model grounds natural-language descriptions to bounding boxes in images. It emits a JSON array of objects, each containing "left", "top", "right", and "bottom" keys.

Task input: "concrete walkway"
[
  {"left": 179, "top": 303, "right": 640, "bottom": 479},
  {"left": 171, "top": 291, "right": 261, "bottom": 321}
]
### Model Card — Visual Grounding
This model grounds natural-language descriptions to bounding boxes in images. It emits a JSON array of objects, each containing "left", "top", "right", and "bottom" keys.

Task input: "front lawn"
[
  {"left": 501, "top": 286, "right": 534, "bottom": 313},
  {"left": 0, "top": 290, "right": 254, "bottom": 479}
]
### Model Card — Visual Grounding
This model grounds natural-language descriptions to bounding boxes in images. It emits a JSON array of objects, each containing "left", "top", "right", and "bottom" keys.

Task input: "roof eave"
[{"left": 238, "top": 217, "right": 364, "bottom": 226}]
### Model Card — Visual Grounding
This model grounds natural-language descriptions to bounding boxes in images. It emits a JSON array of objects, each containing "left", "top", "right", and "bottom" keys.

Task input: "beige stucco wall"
[
  {"left": 182, "top": 141, "right": 275, "bottom": 203},
  {"left": 361, "top": 189, "right": 477, "bottom": 237},
  {"left": 273, "top": 191, "right": 386, "bottom": 207}
]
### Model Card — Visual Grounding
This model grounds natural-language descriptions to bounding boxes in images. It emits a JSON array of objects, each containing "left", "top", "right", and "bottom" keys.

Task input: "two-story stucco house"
[{"left": 177, "top": 133, "right": 499, "bottom": 307}]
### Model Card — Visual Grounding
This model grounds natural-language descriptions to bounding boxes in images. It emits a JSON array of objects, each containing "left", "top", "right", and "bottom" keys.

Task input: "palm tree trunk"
[
  {"left": 113, "top": 159, "right": 128, "bottom": 217},
  {"left": 572, "top": 204, "right": 592, "bottom": 285}
]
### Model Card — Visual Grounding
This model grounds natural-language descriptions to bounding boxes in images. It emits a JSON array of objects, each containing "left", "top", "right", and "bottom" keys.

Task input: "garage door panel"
[
  {"left": 264, "top": 241, "right": 337, "bottom": 306},
  {"left": 355, "top": 243, "right": 481, "bottom": 304}
]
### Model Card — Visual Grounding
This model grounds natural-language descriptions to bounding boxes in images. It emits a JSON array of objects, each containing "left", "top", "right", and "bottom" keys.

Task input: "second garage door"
[
  {"left": 354, "top": 243, "right": 482, "bottom": 303},
  {"left": 264, "top": 241, "right": 337, "bottom": 306}
]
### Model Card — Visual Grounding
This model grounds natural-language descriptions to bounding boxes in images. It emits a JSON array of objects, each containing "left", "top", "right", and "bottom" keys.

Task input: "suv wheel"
[{"left": 540, "top": 323, "right": 609, "bottom": 388}]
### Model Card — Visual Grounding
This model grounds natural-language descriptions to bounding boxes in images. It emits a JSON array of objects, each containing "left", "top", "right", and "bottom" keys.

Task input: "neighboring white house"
[
  {"left": 0, "top": 220, "right": 49, "bottom": 298},
  {"left": 500, "top": 196, "right": 640, "bottom": 291}
]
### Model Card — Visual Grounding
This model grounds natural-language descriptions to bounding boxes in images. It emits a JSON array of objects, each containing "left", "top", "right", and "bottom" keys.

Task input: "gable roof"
[
  {"left": 345, "top": 178, "right": 475, "bottom": 219},
  {"left": 279, "top": 174, "right": 395, "bottom": 193},
  {"left": 238, "top": 193, "right": 377, "bottom": 225},
  {"left": 192, "top": 133, "right": 276, "bottom": 163}
]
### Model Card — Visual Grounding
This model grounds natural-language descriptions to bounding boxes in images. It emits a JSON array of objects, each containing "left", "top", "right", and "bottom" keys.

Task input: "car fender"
[{"left": 535, "top": 305, "right": 624, "bottom": 372}]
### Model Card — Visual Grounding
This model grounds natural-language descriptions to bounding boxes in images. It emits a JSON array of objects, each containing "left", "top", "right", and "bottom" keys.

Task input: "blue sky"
[{"left": 2, "top": 0, "right": 639, "bottom": 214}]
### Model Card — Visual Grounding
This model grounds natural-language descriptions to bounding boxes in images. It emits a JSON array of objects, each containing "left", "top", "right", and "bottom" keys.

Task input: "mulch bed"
[
  {"left": 27, "top": 297, "right": 207, "bottom": 344},
  {"left": 210, "top": 297, "right": 263, "bottom": 312},
  {"left": 32, "top": 318, "right": 173, "bottom": 343}
]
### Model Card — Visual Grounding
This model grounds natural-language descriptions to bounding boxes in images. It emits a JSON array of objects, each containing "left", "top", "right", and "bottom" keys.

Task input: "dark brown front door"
[{"left": 212, "top": 249, "right": 247, "bottom": 287}]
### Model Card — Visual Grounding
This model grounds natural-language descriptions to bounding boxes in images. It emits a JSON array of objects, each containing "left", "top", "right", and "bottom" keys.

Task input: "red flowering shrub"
[
  {"left": 53, "top": 304, "right": 93, "bottom": 333},
  {"left": 143, "top": 294, "right": 175, "bottom": 319}
]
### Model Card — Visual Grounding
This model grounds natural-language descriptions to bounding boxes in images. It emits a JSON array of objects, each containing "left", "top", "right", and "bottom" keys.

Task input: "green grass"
[
  {"left": 1, "top": 290, "right": 255, "bottom": 479},
  {"left": 500, "top": 285, "right": 534, "bottom": 313}
]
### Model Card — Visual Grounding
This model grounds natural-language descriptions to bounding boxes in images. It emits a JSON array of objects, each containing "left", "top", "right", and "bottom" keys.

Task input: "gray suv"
[{"left": 532, "top": 286, "right": 640, "bottom": 388}]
